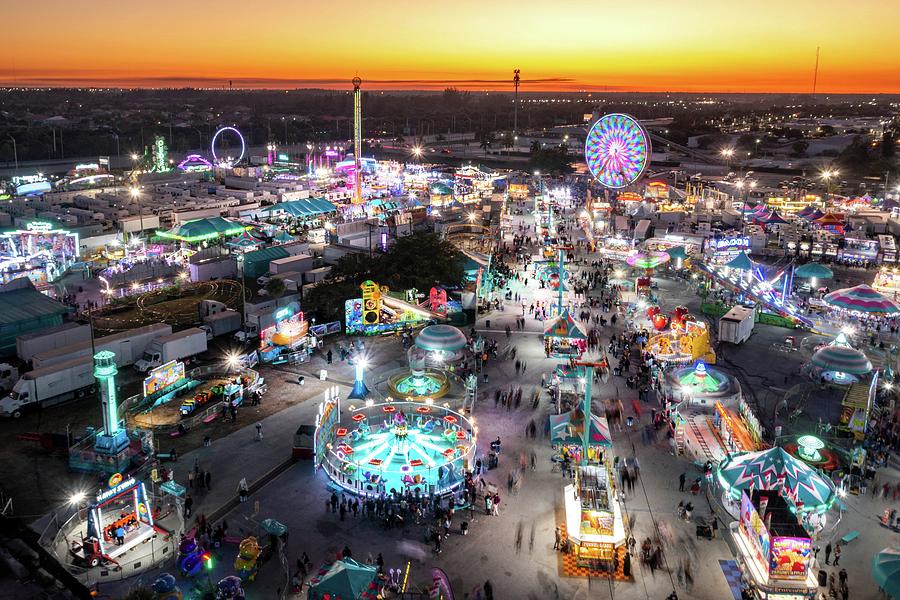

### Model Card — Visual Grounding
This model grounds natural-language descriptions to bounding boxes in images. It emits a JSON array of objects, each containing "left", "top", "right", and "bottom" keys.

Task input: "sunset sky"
[{"left": 3, "top": 0, "right": 898, "bottom": 92}]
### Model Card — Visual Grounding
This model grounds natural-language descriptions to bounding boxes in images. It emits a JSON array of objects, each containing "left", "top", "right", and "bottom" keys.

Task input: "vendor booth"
[{"left": 543, "top": 309, "right": 587, "bottom": 358}]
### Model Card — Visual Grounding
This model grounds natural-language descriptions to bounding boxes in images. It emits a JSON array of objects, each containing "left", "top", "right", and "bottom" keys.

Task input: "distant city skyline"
[{"left": 3, "top": 0, "right": 899, "bottom": 93}]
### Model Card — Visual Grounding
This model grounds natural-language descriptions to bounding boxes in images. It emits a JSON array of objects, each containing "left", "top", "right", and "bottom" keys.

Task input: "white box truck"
[
  {"left": 269, "top": 254, "right": 313, "bottom": 275},
  {"left": 17, "top": 322, "right": 92, "bottom": 362},
  {"left": 719, "top": 305, "right": 756, "bottom": 344},
  {"left": 0, "top": 358, "right": 97, "bottom": 418},
  {"left": 200, "top": 310, "right": 242, "bottom": 339},
  {"left": 32, "top": 323, "right": 173, "bottom": 369},
  {"left": 134, "top": 328, "right": 208, "bottom": 372},
  {"left": 259, "top": 271, "right": 301, "bottom": 294}
]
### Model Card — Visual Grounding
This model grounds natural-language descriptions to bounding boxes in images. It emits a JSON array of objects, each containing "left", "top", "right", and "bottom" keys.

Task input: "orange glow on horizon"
[{"left": 3, "top": 0, "right": 899, "bottom": 93}]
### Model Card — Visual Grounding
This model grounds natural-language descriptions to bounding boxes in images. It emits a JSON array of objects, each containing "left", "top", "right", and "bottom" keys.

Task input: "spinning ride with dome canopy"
[
  {"left": 323, "top": 401, "right": 476, "bottom": 496},
  {"left": 584, "top": 113, "right": 651, "bottom": 189},
  {"left": 386, "top": 325, "right": 468, "bottom": 400}
]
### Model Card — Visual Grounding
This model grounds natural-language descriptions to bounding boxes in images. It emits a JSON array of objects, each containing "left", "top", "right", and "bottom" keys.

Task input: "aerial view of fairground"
[{"left": 0, "top": 3, "right": 899, "bottom": 600}]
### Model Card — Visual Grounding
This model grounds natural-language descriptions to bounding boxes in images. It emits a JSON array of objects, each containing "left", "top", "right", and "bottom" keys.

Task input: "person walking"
[
  {"left": 255, "top": 422, "right": 263, "bottom": 441},
  {"left": 185, "top": 494, "right": 194, "bottom": 518},
  {"left": 679, "top": 472, "right": 686, "bottom": 492},
  {"left": 554, "top": 527, "right": 561, "bottom": 550},
  {"left": 188, "top": 470, "right": 195, "bottom": 489},
  {"left": 833, "top": 543, "right": 841, "bottom": 566},
  {"left": 204, "top": 470, "right": 212, "bottom": 491},
  {"left": 825, "top": 542, "right": 832, "bottom": 565}
]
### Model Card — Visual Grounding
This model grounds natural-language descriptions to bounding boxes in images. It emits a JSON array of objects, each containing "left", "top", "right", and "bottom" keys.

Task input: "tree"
[
  {"left": 790, "top": 140, "right": 809, "bottom": 157},
  {"left": 264, "top": 277, "right": 286, "bottom": 301},
  {"left": 477, "top": 130, "right": 495, "bottom": 155}
]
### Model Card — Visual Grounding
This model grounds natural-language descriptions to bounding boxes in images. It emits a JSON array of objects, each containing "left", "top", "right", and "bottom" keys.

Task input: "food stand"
[
  {"left": 732, "top": 490, "right": 817, "bottom": 599},
  {"left": 564, "top": 464, "right": 626, "bottom": 570}
]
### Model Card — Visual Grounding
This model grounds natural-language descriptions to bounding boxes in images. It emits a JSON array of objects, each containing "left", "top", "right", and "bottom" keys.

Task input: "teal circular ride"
[{"left": 323, "top": 401, "right": 476, "bottom": 496}]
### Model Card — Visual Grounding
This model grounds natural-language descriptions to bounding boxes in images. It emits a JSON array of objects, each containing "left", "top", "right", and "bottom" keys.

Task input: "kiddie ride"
[
  {"left": 233, "top": 536, "right": 261, "bottom": 581},
  {"left": 258, "top": 303, "right": 314, "bottom": 365},
  {"left": 69, "top": 474, "right": 160, "bottom": 569},
  {"left": 645, "top": 305, "right": 716, "bottom": 365},
  {"left": 177, "top": 536, "right": 211, "bottom": 577}
]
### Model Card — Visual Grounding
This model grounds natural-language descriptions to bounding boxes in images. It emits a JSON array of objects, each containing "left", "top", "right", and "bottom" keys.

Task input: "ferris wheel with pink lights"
[{"left": 584, "top": 113, "right": 651, "bottom": 189}]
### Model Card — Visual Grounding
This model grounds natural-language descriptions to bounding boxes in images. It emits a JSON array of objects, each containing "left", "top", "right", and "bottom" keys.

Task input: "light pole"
[
  {"left": 6, "top": 135, "right": 17, "bottom": 174},
  {"left": 130, "top": 187, "right": 144, "bottom": 234}
]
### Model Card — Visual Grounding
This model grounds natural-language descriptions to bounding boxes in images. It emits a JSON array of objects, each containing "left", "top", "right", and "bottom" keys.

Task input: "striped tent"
[
  {"left": 716, "top": 447, "right": 837, "bottom": 513},
  {"left": 824, "top": 284, "right": 900, "bottom": 314},
  {"left": 810, "top": 345, "right": 873, "bottom": 375}
]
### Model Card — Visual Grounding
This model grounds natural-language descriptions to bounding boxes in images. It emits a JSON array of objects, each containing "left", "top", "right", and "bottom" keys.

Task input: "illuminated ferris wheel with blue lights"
[{"left": 584, "top": 113, "right": 651, "bottom": 189}]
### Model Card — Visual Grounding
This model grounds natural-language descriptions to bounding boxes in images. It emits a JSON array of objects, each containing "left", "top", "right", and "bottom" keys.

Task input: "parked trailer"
[
  {"left": 134, "top": 328, "right": 208, "bottom": 372},
  {"left": 200, "top": 311, "right": 242, "bottom": 339},
  {"left": 0, "top": 358, "right": 97, "bottom": 418},
  {"left": 17, "top": 322, "right": 92, "bottom": 362},
  {"left": 718, "top": 305, "right": 756, "bottom": 345},
  {"left": 32, "top": 323, "right": 173, "bottom": 369}
]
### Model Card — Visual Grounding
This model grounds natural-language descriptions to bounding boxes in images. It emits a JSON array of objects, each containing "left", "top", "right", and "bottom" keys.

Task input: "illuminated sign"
[
  {"left": 277, "top": 153, "right": 290, "bottom": 162},
  {"left": 15, "top": 181, "right": 52, "bottom": 196},
  {"left": 75, "top": 163, "right": 100, "bottom": 171},
  {"left": 711, "top": 237, "right": 750, "bottom": 251},
  {"left": 142, "top": 360, "right": 186, "bottom": 397},
  {"left": 769, "top": 536, "right": 812, "bottom": 581},
  {"left": 96, "top": 476, "right": 138, "bottom": 503},
  {"left": 739, "top": 491, "right": 770, "bottom": 576},
  {"left": 25, "top": 221, "right": 54, "bottom": 232},
  {"left": 274, "top": 307, "right": 293, "bottom": 321}
]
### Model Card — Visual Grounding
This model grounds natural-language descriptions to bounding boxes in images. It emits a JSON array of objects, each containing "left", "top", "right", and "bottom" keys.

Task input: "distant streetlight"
[{"left": 130, "top": 187, "right": 144, "bottom": 233}]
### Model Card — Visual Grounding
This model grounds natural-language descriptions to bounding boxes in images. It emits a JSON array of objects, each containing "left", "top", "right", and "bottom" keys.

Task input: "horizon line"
[{"left": 0, "top": 76, "right": 898, "bottom": 95}]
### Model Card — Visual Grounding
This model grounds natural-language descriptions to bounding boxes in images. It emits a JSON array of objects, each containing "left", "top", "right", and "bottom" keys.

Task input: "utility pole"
[
  {"left": 513, "top": 69, "right": 521, "bottom": 135},
  {"left": 6, "top": 135, "right": 17, "bottom": 174}
]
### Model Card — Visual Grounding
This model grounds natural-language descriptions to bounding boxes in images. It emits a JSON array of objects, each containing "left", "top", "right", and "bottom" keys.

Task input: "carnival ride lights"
[
  {"left": 795, "top": 436, "right": 825, "bottom": 462},
  {"left": 211, "top": 127, "right": 246, "bottom": 167},
  {"left": 177, "top": 154, "right": 214, "bottom": 172},
  {"left": 678, "top": 360, "right": 727, "bottom": 393},
  {"left": 325, "top": 401, "right": 476, "bottom": 495},
  {"left": 584, "top": 114, "right": 651, "bottom": 189}
]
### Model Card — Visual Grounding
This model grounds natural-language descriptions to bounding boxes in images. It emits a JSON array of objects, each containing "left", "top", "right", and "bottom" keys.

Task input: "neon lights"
[
  {"left": 177, "top": 154, "right": 214, "bottom": 172},
  {"left": 143, "top": 360, "right": 186, "bottom": 397},
  {"left": 585, "top": 113, "right": 650, "bottom": 189},
  {"left": 152, "top": 136, "right": 169, "bottom": 173},
  {"left": 352, "top": 77, "right": 363, "bottom": 204},
  {"left": 211, "top": 126, "right": 246, "bottom": 167}
]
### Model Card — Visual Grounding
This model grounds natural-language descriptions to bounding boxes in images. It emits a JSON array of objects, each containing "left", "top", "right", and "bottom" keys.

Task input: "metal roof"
[{"left": 0, "top": 287, "right": 71, "bottom": 325}]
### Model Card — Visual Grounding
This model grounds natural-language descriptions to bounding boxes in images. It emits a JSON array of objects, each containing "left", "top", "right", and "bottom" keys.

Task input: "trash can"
[{"left": 818, "top": 569, "right": 827, "bottom": 587}]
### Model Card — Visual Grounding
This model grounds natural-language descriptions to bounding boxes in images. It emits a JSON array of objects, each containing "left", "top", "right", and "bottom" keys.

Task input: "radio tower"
[
  {"left": 812, "top": 47, "right": 820, "bottom": 98},
  {"left": 352, "top": 77, "right": 363, "bottom": 204},
  {"left": 513, "top": 69, "right": 521, "bottom": 134}
]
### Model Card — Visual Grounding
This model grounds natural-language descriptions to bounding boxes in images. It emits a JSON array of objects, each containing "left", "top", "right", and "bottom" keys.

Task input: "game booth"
[
  {"left": 69, "top": 474, "right": 160, "bottom": 567},
  {"left": 259, "top": 303, "right": 315, "bottom": 364},
  {"left": 549, "top": 409, "right": 613, "bottom": 465},
  {"left": 731, "top": 490, "right": 818, "bottom": 599},
  {"left": 563, "top": 463, "right": 627, "bottom": 572},
  {"left": 543, "top": 310, "right": 588, "bottom": 358},
  {"left": 315, "top": 395, "right": 477, "bottom": 497},
  {"left": 716, "top": 447, "right": 838, "bottom": 532}
]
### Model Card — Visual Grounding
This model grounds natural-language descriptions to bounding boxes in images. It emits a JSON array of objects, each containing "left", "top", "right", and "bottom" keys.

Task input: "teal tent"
[
  {"left": 307, "top": 559, "right": 380, "bottom": 600},
  {"left": 158, "top": 217, "right": 246, "bottom": 243},
  {"left": 873, "top": 547, "right": 900, "bottom": 599},
  {"left": 726, "top": 251, "right": 754, "bottom": 271},
  {"left": 794, "top": 263, "right": 833, "bottom": 280}
]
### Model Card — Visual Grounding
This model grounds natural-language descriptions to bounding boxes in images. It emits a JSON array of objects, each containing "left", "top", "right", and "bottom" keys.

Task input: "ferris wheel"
[
  {"left": 211, "top": 126, "right": 246, "bottom": 167},
  {"left": 584, "top": 113, "right": 651, "bottom": 189}
]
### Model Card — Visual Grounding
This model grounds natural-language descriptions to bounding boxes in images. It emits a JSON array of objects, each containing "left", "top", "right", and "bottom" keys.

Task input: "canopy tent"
[
  {"left": 815, "top": 212, "right": 845, "bottom": 226},
  {"left": 716, "top": 447, "right": 837, "bottom": 513},
  {"left": 726, "top": 251, "right": 754, "bottom": 271},
  {"left": 793, "top": 263, "right": 833, "bottom": 280},
  {"left": 307, "top": 559, "right": 380, "bottom": 600},
  {"left": 802, "top": 209, "right": 825, "bottom": 221},
  {"left": 824, "top": 284, "right": 900, "bottom": 314},
  {"left": 759, "top": 210, "right": 788, "bottom": 225},
  {"left": 810, "top": 345, "right": 873, "bottom": 375},
  {"left": 549, "top": 409, "right": 612, "bottom": 447},
  {"left": 665, "top": 246, "right": 688, "bottom": 261},
  {"left": 796, "top": 205, "right": 815, "bottom": 217},
  {"left": 158, "top": 217, "right": 247, "bottom": 243},
  {"left": 271, "top": 229, "right": 295, "bottom": 244},
  {"left": 873, "top": 547, "right": 900, "bottom": 599},
  {"left": 259, "top": 518, "right": 287, "bottom": 536},
  {"left": 262, "top": 198, "right": 337, "bottom": 219},
  {"left": 226, "top": 230, "right": 264, "bottom": 249},
  {"left": 543, "top": 309, "right": 588, "bottom": 340}
]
